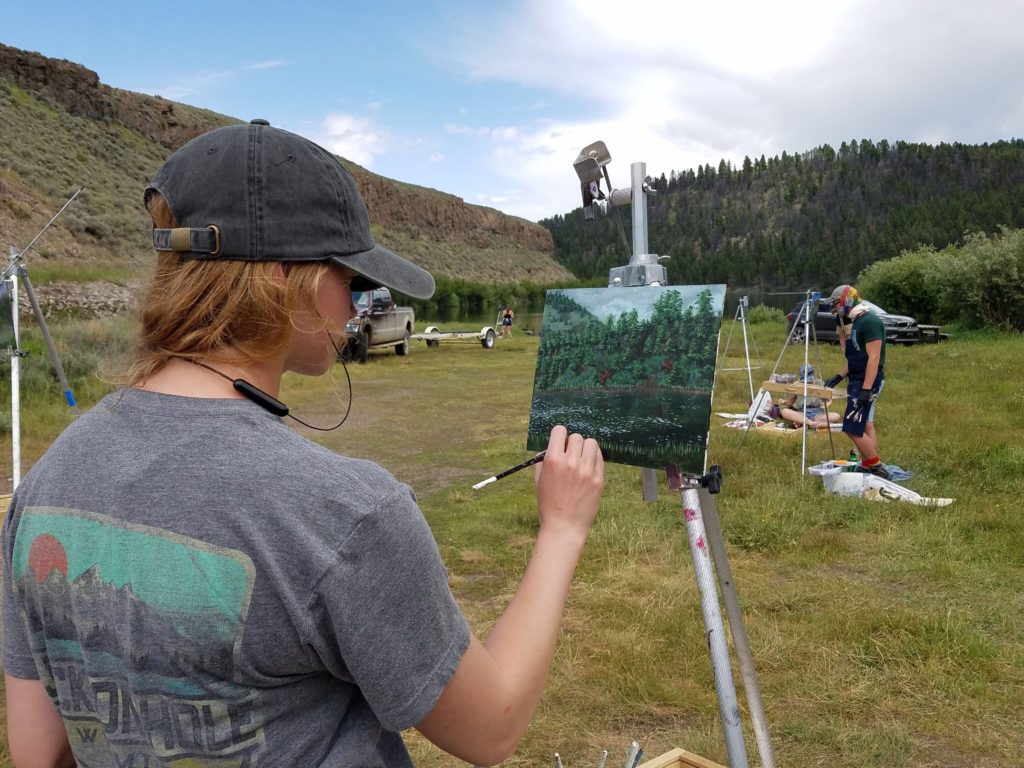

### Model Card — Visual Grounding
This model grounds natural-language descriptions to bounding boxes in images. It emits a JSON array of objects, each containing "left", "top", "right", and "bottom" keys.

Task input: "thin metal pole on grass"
[
  {"left": 5, "top": 190, "right": 83, "bottom": 490},
  {"left": 741, "top": 302, "right": 755, "bottom": 404},
  {"left": 669, "top": 469, "right": 749, "bottom": 768},
  {"left": 8, "top": 265, "right": 20, "bottom": 487},
  {"left": 699, "top": 486, "right": 777, "bottom": 768},
  {"left": 800, "top": 294, "right": 812, "bottom": 474}
]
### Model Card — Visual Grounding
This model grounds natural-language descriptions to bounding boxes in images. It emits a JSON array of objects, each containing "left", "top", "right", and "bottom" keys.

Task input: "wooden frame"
[
  {"left": 636, "top": 747, "right": 728, "bottom": 768},
  {"left": 760, "top": 381, "right": 846, "bottom": 400}
]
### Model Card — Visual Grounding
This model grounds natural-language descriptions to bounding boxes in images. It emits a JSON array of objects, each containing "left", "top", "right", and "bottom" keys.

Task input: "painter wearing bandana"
[{"left": 822, "top": 284, "right": 891, "bottom": 480}]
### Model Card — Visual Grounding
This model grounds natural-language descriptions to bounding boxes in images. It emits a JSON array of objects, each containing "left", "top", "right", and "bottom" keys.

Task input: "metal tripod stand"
[
  {"left": 736, "top": 290, "right": 841, "bottom": 473},
  {"left": 4, "top": 189, "right": 83, "bottom": 489},
  {"left": 718, "top": 295, "right": 762, "bottom": 403}
]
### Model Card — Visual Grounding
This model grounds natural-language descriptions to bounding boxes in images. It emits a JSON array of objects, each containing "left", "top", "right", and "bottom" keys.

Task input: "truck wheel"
[
  {"left": 395, "top": 328, "right": 411, "bottom": 356},
  {"left": 481, "top": 328, "right": 496, "bottom": 349},
  {"left": 355, "top": 331, "right": 369, "bottom": 363}
]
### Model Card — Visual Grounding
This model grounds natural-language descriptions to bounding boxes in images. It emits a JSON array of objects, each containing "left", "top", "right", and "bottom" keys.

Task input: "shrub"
[
  {"left": 858, "top": 245, "right": 947, "bottom": 323},
  {"left": 747, "top": 304, "right": 785, "bottom": 325},
  {"left": 858, "top": 227, "right": 1024, "bottom": 332},
  {"left": 955, "top": 228, "right": 1024, "bottom": 332}
]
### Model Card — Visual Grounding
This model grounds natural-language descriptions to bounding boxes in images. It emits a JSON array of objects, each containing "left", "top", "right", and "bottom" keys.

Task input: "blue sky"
[{"left": 5, "top": 0, "right": 1024, "bottom": 222}]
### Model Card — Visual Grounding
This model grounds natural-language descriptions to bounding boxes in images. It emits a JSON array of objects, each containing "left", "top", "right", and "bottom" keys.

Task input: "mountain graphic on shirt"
[
  {"left": 17, "top": 563, "right": 238, "bottom": 684},
  {"left": 12, "top": 507, "right": 255, "bottom": 693}
]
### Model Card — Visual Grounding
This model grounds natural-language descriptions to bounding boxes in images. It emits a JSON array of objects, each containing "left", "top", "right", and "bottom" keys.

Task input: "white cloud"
[
  {"left": 435, "top": 0, "right": 1024, "bottom": 218},
  {"left": 444, "top": 123, "right": 521, "bottom": 140},
  {"left": 473, "top": 116, "right": 724, "bottom": 220},
  {"left": 312, "top": 113, "right": 389, "bottom": 167},
  {"left": 244, "top": 60, "right": 287, "bottom": 71},
  {"left": 444, "top": 123, "right": 483, "bottom": 136},
  {"left": 150, "top": 68, "right": 236, "bottom": 101},
  {"left": 305, "top": 114, "right": 443, "bottom": 170},
  {"left": 146, "top": 60, "right": 285, "bottom": 103}
]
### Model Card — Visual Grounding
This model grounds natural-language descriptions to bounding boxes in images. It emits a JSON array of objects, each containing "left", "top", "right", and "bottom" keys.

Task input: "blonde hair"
[{"left": 120, "top": 193, "right": 336, "bottom": 386}]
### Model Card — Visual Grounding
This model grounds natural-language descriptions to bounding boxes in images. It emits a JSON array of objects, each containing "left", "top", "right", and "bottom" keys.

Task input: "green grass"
[
  {"left": 2, "top": 318, "right": 1023, "bottom": 767},
  {"left": 15, "top": 265, "right": 141, "bottom": 285}
]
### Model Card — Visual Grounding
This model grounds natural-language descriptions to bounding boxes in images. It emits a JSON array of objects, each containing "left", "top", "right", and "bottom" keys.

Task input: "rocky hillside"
[{"left": 0, "top": 43, "right": 571, "bottom": 316}]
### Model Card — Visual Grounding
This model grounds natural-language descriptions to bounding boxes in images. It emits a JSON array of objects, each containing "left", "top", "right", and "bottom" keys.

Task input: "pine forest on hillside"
[{"left": 541, "top": 139, "right": 1024, "bottom": 290}]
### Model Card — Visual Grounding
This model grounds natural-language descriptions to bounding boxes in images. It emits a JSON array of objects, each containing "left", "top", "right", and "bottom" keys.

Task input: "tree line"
[{"left": 541, "top": 139, "right": 1024, "bottom": 290}]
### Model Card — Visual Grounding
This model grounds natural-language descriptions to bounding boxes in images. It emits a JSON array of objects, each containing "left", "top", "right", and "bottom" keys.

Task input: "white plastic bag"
[
  {"left": 746, "top": 388, "right": 773, "bottom": 423},
  {"left": 809, "top": 462, "right": 953, "bottom": 506}
]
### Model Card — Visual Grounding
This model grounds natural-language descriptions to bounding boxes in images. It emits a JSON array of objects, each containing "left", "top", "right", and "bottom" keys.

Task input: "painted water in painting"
[{"left": 527, "top": 285, "right": 726, "bottom": 474}]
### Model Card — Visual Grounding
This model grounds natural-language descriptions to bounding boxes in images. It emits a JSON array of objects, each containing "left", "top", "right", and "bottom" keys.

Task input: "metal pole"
[
  {"left": 625, "top": 161, "right": 660, "bottom": 501},
  {"left": 631, "top": 162, "right": 648, "bottom": 262},
  {"left": 19, "top": 273, "right": 78, "bottom": 416},
  {"left": 8, "top": 250, "right": 20, "bottom": 490},
  {"left": 740, "top": 303, "right": 754, "bottom": 403},
  {"left": 678, "top": 481, "right": 749, "bottom": 768},
  {"left": 800, "top": 293, "right": 813, "bottom": 474},
  {"left": 699, "top": 487, "right": 777, "bottom": 768},
  {"left": 4, "top": 188, "right": 83, "bottom": 274}
]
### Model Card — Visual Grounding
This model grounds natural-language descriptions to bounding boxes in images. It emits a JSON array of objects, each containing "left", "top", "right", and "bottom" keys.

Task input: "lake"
[{"left": 438, "top": 288, "right": 810, "bottom": 334}]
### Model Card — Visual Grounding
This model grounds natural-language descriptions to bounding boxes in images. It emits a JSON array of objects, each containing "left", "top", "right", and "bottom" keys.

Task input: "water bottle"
[{"left": 847, "top": 450, "right": 858, "bottom": 471}]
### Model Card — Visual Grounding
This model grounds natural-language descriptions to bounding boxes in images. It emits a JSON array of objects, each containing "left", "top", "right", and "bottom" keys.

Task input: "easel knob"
[
  {"left": 665, "top": 465, "right": 723, "bottom": 493},
  {"left": 699, "top": 465, "right": 723, "bottom": 494}
]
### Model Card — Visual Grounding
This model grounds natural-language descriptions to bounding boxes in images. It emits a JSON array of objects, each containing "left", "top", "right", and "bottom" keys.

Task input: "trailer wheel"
[
  {"left": 481, "top": 328, "right": 496, "bottom": 349},
  {"left": 395, "top": 327, "right": 411, "bottom": 356},
  {"left": 424, "top": 326, "right": 440, "bottom": 347}
]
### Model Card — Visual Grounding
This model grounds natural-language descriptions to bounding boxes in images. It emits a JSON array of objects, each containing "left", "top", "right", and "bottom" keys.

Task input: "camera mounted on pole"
[{"left": 572, "top": 140, "right": 670, "bottom": 288}]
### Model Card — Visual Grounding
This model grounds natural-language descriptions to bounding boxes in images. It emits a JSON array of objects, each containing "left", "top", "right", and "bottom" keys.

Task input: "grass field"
[{"left": 2, "top": 317, "right": 1023, "bottom": 767}]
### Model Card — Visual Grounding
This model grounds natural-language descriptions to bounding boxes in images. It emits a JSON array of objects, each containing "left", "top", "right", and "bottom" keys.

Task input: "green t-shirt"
[{"left": 845, "top": 310, "right": 886, "bottom": 378}]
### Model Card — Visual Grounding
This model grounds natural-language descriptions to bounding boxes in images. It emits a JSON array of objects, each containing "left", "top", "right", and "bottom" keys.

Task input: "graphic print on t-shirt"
[{"left": 12, "top": 506, "right": 266, "bottom": 766}]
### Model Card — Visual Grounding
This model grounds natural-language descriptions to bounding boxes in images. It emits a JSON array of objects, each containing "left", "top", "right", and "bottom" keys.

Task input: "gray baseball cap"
[
  {"left": 146, "top": 119, "right": 435, "bottom": 299},
  {"left": 827, "top": 284, "right": 852, "bottom": 303}
]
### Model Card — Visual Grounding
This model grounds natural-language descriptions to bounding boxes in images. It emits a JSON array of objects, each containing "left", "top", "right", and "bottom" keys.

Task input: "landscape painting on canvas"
[{"left": 527, "top": 285, "right": 726, "bottom": 474}]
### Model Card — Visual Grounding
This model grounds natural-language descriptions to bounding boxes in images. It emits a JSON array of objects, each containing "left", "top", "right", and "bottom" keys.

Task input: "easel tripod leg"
[
  {"left": 699, "top": 487, "right": 777, "bottom": 768},
  {"left": 678, "top": 485, "right": 749, "bottom": 768},
  {"left": 22, "top": 276, "right": 78, "bottom": 413}
]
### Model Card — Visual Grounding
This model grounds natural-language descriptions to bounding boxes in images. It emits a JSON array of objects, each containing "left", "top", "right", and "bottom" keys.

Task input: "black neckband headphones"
[{"left": 185, "top": 333, "right": 352, "bottom": 431}]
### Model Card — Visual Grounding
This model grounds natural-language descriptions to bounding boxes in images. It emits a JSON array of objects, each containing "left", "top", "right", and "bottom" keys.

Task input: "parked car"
[
  {"left": 342, "top": 287, "right": 415, "bottom": 362},
  {"left": 785, "top": 299, "right": 920, "bottom": 345}
]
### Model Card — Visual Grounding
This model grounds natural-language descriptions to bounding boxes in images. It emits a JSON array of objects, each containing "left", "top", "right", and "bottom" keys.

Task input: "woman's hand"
[{"left": 534, "top": 425, "right": 604, "bottom": 544}]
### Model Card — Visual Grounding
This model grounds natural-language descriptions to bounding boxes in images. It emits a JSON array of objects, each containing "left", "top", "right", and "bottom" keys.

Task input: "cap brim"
[{"left": 331, "top": 245, "right": 435, "bottom": 300}]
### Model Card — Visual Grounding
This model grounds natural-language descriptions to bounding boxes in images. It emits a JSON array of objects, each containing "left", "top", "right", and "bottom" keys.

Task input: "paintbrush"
[{"left": 472, "top": 451, "right": 546, "bottom": 490}]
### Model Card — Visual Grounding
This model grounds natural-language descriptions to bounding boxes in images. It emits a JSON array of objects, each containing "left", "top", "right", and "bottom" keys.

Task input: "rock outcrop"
[{"left": 0, "top": 43, "right": 561, "bottom": 288}]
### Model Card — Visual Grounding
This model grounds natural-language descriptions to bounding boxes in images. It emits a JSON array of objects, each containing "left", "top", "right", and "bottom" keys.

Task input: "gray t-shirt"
[{"left": 2, "top": 388, "right": 471, "bottom": 767}]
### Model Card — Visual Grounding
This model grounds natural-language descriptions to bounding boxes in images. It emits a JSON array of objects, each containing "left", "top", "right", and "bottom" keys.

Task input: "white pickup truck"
[{"left": 342, "top": 287, "right": 415, "bottom": 362}]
